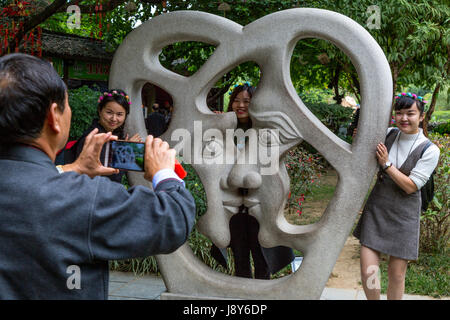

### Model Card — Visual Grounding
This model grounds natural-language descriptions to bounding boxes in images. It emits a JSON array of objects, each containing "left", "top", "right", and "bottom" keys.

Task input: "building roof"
[{"left": 40, "top": 29, "right": 114, "bottom": 62}]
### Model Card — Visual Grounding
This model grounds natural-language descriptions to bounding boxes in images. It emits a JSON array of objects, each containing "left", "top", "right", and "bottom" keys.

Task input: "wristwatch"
[{"left": 382, "top": 161, "right": 392, "bottom": 171}]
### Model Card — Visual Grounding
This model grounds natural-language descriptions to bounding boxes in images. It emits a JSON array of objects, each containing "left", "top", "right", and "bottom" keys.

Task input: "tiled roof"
[{"left": 39, "top": 30, "right": 113, "bottom": 61}]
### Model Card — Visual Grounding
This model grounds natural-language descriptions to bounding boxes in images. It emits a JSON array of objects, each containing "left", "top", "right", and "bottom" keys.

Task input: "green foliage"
[
  {"left": 160, "top": 41, "right": 215, "bottom": 76},
  {"left": 183, "top": 163, "right": 208, "bottom": 218},
  {"left": 420, "top": 133, "right": 449, "bottom": 254},
  {"left": 109, "top": 256, "right": 159, "bottom": 276},
  {"left": 68, "top": 85, "right": 100, "bottom": 140},
  {"left": 431, "top": 111, "right": 450, "bottom": 122},
  {"left": 39, "top": 0, "right": 146, "bottom": 53},
  {"left": 406, "top": 85, "right": 432, "bottom": 99},
  {"left": 36, "top": 0, "right": 447, "bottom": 122},
  {"left": 299, "top": 88, "right": 334, "bottom": 104},
  {"left": 379, "top": 252, "right": 450, "bottom": 298},
  {"left": 160, "top": 41, "right": 261, "bottom": 103},
  {"left": 429, "top": 121, "right": 450, "bottom": 135},
  {"left": 285, "top": 145, "right": 325, "bottom": 215},
  {"left": 300, "top": 90, "right": 355, "bottom": 140},
  {"left": 307, "top": 102, "right": 354, "bottom": 137}
]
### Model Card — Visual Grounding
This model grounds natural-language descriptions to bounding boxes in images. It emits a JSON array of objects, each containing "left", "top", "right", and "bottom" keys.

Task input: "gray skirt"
[{"left": 353, "top": 173, "right": 421, "bottom": 260}]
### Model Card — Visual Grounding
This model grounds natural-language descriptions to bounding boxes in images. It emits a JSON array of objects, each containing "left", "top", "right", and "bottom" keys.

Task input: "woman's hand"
[
  {"left": 376, "top": 142, "right": 418, "bottom": 194},
  {"left": 376, "top": 143, "right": 389, "bottom": 166},
  {"left": 126, "top": 133, "right": 143, "bottom": 142}
]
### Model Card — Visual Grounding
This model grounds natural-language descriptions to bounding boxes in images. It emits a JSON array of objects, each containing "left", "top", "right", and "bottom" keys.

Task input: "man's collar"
[{"left": 0, "top": 144, "right": 55, "bottom": 169}]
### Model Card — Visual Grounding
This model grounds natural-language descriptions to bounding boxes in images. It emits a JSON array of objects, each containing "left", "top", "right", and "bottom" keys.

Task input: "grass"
[
  {"left": 379, "top": 252, "right": 450, "bottom": 298},
  {"left": 284, "top": 169, "right": 337, "bottom": 226},
  {"left": 308, "top": 180, "right": 337, "bottom": 202},
  {"left": 431, "top": 110, "right": 450, "bottom": 122}
]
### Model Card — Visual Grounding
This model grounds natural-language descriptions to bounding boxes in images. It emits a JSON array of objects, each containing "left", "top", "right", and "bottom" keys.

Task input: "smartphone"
[{"left": 104, "top": 140, "right": 145, "bottom": 172}]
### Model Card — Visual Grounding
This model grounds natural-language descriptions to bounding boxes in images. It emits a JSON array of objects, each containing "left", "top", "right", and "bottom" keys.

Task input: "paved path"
[{"left": 108, "top": 271, "right": 447, "bottom": 300}]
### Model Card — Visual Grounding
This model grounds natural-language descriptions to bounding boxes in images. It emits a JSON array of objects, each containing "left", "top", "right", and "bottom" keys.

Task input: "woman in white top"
[{"left": 353, "top": 93, "right": 440, "bottom": 300}]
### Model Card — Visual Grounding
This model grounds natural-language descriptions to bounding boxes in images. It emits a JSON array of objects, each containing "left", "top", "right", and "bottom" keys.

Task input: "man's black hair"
[{"left": 0, "top": 53, "right": 67, "bottom": 145}]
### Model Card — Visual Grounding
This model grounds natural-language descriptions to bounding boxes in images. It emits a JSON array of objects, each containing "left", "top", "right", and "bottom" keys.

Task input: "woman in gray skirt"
[{"left": 353, "top": 93, "right": 440, "bottom": 300}]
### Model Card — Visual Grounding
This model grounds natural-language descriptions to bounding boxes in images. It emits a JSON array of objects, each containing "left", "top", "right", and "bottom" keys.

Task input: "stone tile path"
[{"left": 108, "top": 271, "right": 447, "bottom": 300}]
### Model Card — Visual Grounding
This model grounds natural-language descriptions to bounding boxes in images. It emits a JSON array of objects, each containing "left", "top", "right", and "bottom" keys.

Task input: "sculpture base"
[{"left": 161, "top": 292, "right": 240, "bottom": 300}]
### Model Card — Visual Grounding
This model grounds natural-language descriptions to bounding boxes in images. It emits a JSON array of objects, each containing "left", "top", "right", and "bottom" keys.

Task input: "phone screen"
[{"left": 105, "top": 140, "right": 145, "bottom": 172}]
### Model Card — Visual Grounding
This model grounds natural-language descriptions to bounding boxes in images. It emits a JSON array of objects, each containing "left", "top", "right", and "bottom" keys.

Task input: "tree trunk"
[
  {"left": 423, "top": 83, "right": 441, "bottom": 137},
  {"left": 390, "top": 63, "right": 399, "bottom": 125},
  {"left": 331, "top": 64, "right": 343, "bottom": 105},
  {"left": 423, "top": 46, "right": 449, "bottom": 137}
]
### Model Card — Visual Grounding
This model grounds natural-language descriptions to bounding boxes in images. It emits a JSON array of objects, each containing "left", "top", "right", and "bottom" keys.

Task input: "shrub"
[
  {"left": 300, "top": 91, "right": 355, "bottom": 141},
  {"left": 380, "top": 252, "right": 449, "bottom": 297},
  {"left": 431, "top": 111, "right": 450, "bottom": 122},
  {"left": 68, "top": 85, "right": 100, "bottom": 140},
  {"left": 284, "top": 144, "right": 325, "bottom": 216},
  {"left": 420, "top": 133, "right": 449, "bottom": 254},
  {"left": 428, "top": 121, "right": 450, "bottom": 135},
  {"left": 305, "top": 102, "right": 354, "bottom": 138}
]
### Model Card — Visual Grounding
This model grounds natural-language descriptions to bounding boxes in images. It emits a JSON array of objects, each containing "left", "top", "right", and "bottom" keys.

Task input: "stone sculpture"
[{"left": 109, "top": 8, "right": 392, "bottom": 299}]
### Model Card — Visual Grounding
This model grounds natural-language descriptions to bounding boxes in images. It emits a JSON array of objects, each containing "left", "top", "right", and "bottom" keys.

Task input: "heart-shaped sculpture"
[{"left": 109, "top": 8, "right": 392, "bottom": 299}]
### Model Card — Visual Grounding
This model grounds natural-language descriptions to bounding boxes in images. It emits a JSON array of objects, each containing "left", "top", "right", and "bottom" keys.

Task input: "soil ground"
[{"left": 284, "top": 169, "right": 363, "bottom": 290}]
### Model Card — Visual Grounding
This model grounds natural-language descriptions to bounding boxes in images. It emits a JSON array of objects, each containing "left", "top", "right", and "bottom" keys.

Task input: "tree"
[
  {"left": 0, "top": 0, "right": 163, "bottom": 53},
  {"left": 152, "top": 0, "right": 300, "bottom": 108},
  {"left": 2, "top": 0, "right": 446, "bottom": 120},
  {"left": 287, "top": 0, "right": 449, "bottom": 125}
]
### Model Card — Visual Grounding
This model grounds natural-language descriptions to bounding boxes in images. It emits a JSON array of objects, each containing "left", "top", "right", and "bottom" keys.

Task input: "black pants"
[{"left": 229, "top": 209, "right": 270, "bottom": 280}]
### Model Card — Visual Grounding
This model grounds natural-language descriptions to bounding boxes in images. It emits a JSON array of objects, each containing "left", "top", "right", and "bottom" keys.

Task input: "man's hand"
[
  {"left": 144, "top": 135, "right": 176, "bottom": 181},
  {"left": 63, "top": 128, "right": 119, "bottom": 178}
]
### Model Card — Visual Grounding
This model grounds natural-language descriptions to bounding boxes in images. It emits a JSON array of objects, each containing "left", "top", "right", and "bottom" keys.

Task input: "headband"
[
  {"left": 98, "top": 90, "right": 131, "bottom": 104},
  {"left": 394, "top": 92, "right": 428, "bottom": 104},
  {"left": 228, "top": 81, "right": 252, "bottom": 95}
]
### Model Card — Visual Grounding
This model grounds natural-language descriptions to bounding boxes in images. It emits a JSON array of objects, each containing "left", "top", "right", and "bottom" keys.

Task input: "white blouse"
[{"left": 387, "top": 128, "right": 440, "bottom": 190}]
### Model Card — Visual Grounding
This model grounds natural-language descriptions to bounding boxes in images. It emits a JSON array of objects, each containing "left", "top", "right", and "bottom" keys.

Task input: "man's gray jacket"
[{"left": 0, "top": 144, "right": 196, "bottom": 299}]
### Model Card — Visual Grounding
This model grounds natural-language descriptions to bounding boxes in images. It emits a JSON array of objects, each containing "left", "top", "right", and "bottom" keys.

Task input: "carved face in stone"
[
  {"left": 109, "top": 9, "right": 393, "bottom": 299},
  {"left": 195, "top": 106, "right": 305, "bottom": 251},
  {"left": 192, "top": 83, "right": 300, "bottom": 249}
]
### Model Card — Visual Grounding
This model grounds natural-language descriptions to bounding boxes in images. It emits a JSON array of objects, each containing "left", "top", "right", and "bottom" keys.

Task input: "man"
[
  {"left": 145, "top": 103, "right": 167, "bottom": 137},
  {"left": 0, "top": 53, "right": 196, "bottom": 299}
]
